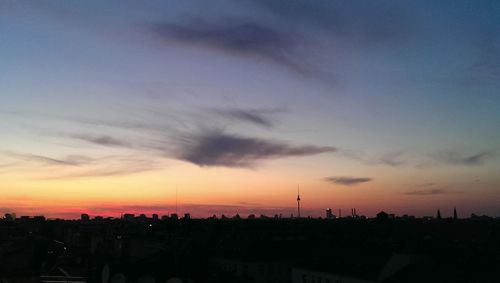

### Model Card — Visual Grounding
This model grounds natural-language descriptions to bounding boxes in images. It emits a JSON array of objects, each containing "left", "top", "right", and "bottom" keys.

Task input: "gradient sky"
[{"left": 1, "top": 0, "right": 500, "bottom": 219}]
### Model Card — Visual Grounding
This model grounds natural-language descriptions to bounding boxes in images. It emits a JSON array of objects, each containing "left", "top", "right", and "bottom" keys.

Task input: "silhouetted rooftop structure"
[{"left": 377, "top": 211, "right": 389, "bottom": 220}]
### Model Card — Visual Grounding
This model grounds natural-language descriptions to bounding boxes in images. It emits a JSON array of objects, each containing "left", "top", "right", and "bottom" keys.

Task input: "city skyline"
[
  {"left": 1, "top": 196, "right": 476, "bottom": 220},
  {"left": 1, "top": 1, "right": 500, "bottom": 219}
]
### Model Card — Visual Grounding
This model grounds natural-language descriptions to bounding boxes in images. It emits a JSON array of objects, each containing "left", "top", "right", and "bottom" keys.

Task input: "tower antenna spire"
[{"left": 296, "top": 185, "right": 301, "bottom": 218}]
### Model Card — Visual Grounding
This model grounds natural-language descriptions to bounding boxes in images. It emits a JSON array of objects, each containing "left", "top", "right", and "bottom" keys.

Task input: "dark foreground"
[{"left": 1, "top": 215, "right": 500, "bottom": 283}]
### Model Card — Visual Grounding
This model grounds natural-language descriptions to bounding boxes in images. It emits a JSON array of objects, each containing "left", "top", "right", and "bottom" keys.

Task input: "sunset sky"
[{"left": 1, "top": 0, "right": 499, "bottom": 219}]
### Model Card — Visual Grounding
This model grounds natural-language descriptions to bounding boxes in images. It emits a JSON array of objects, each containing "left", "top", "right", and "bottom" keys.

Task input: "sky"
[{"left": 1, "top": 0, "right": 499, "bottom": 219}]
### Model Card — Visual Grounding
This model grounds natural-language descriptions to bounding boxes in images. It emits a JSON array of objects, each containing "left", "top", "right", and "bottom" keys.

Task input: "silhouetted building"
[
  {"left": 123, "top": 213, "right": 134, "bottom": 221},
  {"left": 377, "top": 211, "right": 389, "bottom": 220},
  {"left": 470, "top": 213, "right": 492, "bottom": 220},
  {"left": 437, "top": 209, "right": 441, "bottom": 220},
  {"left": 33, "top": 215, "right": 45, "bottom": 222},
  {"left": 454, "top": 207, "right": 458, "bottom": 220},
  {"left": 4, "top": 213, "right": 15, "bottom": 221},
  {"left": 326, "top": 208, "right": 334, "bottom": 219},
  {"left": 81, "top": 213, "right": 90, "bottom": 221}
]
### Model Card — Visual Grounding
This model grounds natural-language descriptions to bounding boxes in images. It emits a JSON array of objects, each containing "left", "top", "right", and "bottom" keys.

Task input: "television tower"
[{"left": 297, "top": 185, "right": 301, "bottom": 218}]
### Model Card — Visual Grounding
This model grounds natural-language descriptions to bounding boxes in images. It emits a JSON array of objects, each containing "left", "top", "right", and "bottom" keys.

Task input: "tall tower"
[
  {"left": 453, "top": 207, "right": 457, "bottom": 220},
  {"left": 297, "top": 185, "right": 301, "bottom": 218}
]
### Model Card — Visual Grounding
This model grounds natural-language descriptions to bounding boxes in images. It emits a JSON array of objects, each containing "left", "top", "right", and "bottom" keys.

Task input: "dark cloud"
[
  {"left": 72, "top": 134, "right": 131, "bottom": 147},
  {"left": 215, "top": 108, "right": 277, "bottom": 128},
  {"left": 403, "top": 189, "right": 446, "bottom": 196},
  {"left": 151, "top": 19, "right": 319, "bottom": 76},
  {"left": 177, "top": 130, "right": 335, "bottom": 167},
  {"left": 433, "top": 151, "right": 494, "bottom": 166},
  {"left": 324, "top": 176, "right": 372, "bottom": 186}
]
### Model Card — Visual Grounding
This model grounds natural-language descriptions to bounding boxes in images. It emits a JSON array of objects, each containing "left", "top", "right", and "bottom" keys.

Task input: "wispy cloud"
[
  {"left": 43, "top": 159, "right": 158, "bottom": 179},
  {"left": 176, "top": 130, "right": 335, "bottom": 168},
  {"left": 72, "top": 134, "right": 131, "bottom": 147},
  {"left": 377, "top": 151, "right": 407, "bottom": 167},
  {"left": 0, "top": 162, "right": 16, "bottom": 169},
  {"left": 1, "top": 151, "right": 158, "bottom": 179},
  {"left": 214, "top": 108, "right": 277, "bottom": 128},
  {"left": 324, "top": 176, "right": 372, "bottom": 186},
  {"left": 5, "top": 108, "right": 337, "bottom": 170},
  {"left": 3, "top": 152, "right": 91, "bottom": 166},
  {"left": 415, "top": 182, "right": 436, "bottom": 188},
  {"left": 335, "top": 149, "right": 408, "bottom": 168},
  {"left": 150, "top": 19, "right": 322, "bottom": 77},
  {"left": 403, "top": 189, "right": 446, "bottom": 196},
  {"left": 432, "top": 151, "right": 494, "bottom": 166}
]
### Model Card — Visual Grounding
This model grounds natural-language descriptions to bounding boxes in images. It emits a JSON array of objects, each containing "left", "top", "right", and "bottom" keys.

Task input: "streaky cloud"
[
  {"left": 403, "top": 189, "right": 446, "bottom": 196},
  {"left": 1, "top": 150, "right": 159, "bottom": 179},
  {"left": 378, "top": 151, "right": 407, "bottom": 167},
  {"left": 214, "top": 108, "right": 277, "bottom": 128},
  {"left": 48, "top": 163, "right": 156, "bottom": 179},
  {"left": 433, "top": 151, "right": 494, "bottom": 166},
  {"left": 415, "top": 182, "right": 436, "bottom": 188},
  {"left": 336, "top": 149, "right": 408, "bottom": 168},
  {"left": 177, "top": 130, "right": 336, "bottom": 168},
  {"left": 324, "top": 176, "right": 372, "bottom": 186},
  {"left": 3, "top": 152, "right": 91, "bottom": 166},
  {"left": 72, "top": 134, "right": 131, "bottom": 147},
  {"left": 151, "top": 19, "right": 320, "bottom": 77},
  {"left": 36, "top": 156, "right": 158, "bottom": 179}
]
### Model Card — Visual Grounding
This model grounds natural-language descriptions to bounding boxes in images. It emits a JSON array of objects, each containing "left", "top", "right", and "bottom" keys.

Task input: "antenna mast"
[{"left": 296, "top": 185, "right": 301, "bottom": 218}]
